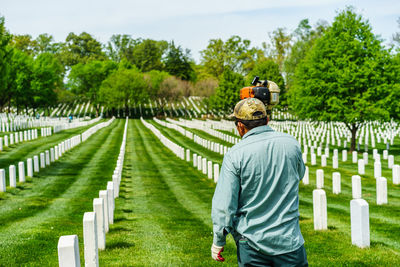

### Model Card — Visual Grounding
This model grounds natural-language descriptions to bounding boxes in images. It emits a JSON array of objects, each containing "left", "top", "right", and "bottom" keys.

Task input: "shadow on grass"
[{"left": 106, "top": 241, "right": 135, "bottom": 250}]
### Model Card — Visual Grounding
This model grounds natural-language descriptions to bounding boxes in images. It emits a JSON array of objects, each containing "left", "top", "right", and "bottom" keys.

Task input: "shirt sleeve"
[
  {"left": 297, "top": 145, "right": 306, "bottom": 180},
  {"left": 211, "top": 153, "right": 240, "bottom": 246}
]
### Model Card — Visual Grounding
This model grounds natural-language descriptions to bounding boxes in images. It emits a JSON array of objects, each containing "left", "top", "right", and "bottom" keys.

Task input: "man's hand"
[{"left": 211, "top": 243, "right": 225, "bottom": 262}]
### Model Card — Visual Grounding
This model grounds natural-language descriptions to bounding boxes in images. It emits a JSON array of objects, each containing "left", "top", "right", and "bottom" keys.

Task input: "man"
[{"left": 211, "top": 97, "right": 308, "bottom": 266}]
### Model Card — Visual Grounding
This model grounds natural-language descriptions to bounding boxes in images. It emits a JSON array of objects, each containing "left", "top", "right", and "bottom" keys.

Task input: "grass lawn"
[
  {"left": 0, "top": 119, "right": 124, "bottom": 266},
  {"left": 1, "top": 118, "right": 399, "bottom": 266},
  {"left": 115, "top": 118, "right": 400, "bottom": 266}
]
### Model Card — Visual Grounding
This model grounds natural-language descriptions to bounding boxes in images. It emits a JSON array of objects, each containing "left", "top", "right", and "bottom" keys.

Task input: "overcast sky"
[{"left": 1, "top": 0, "right": 399, "bottom": 62}]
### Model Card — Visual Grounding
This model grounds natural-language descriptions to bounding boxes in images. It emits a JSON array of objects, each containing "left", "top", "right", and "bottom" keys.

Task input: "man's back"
[{"left": 212, "top": 125, "right": 305, "bottom": 255}]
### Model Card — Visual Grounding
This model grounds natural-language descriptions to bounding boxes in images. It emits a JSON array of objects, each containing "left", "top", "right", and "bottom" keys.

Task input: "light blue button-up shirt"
[{"left": 211, "top": 125, "right": 305, "bottom": 255}]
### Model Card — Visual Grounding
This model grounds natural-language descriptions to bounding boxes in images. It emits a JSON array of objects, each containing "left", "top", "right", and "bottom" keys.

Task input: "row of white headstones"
[
  {"left": 142, "top": 118, "right": 221, "bottom": 184},
  {"left": 0, "top": 118, "right": 114, "bottom": 193},
  {"left": 302, "top": 145, "right": 400, "bottom": 248},
  {"left": 161, "top": 118, "right": 400, "bottom": 250},
  {"left": 0, "top": 128, "right": 42, "bottom": 152},
  {"left": 56, "top": 118, "right": 127, "bottom": 267}
]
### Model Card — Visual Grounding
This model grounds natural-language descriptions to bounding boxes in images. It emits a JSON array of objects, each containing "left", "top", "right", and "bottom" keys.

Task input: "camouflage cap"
[{"left": 232, "top": 98, "right": 267, "bottom": 120}]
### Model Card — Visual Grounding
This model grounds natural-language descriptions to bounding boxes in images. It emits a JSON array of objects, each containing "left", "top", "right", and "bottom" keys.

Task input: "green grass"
[
  {"left": 1, "top": 118, "right": 400, "bottom": 266},
  {"left": 121, "top": 118, "right": 400, "bottom": 266},
  {"left": 0, "top": 119, "right": 124, "bottom": 266}
]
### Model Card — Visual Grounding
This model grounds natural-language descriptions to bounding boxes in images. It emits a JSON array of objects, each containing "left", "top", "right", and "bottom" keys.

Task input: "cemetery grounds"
[{"left": 0, "top": 114, "right": 399, "bottom": 266}]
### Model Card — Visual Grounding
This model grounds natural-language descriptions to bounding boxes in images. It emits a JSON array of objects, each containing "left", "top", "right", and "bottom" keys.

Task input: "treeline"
[{"left": 0, "top": 7, "right": 399, "bottom": 119}]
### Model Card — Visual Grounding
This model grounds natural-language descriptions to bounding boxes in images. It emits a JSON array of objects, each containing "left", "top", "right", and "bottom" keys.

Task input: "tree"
[
  {"left": 264, "top": 28, "right": 292, "bottom": 72},
  {"left": 9, "top": 49, "right": 34, "bottom": 113},
  {"left": 99, "top": 66, "right": 148, "bottom": 116},
  {"left": 284, "top": 19, "right": 328, "bottom": 91},
  {"left": 194, "top": 77, "right": 218, "bottom": 114},
  {"left": 290, "top": 7, "right": 393, "bottom": 152},
  {"left": 392, "top": 17, "right": 400, "bottom": 48},
  {"left": 200, "top": 36, "right": 263, "bottom": 79},
  {"left": 246, "top": 60, "right": 286, "bottom": 104},
  {"left": 0, "top": 17, "right": 13, "bottom": 112},
  {"left": 31, "top": 53, "right": 64, "bottom": 114},
  {"left": 10, "top": 34, "right": 37, "bottom": 55},
  {"left": 60, "top": 32, "right": 106, "bottom": 67},
  {"left": 211, "top": 68, "right": 245, "bottom": 112},
  {"left": 164, "top": 41, "right": 195, "bottom": 81},
  {"left": 106, "top": 34, "right": 140, "bottom": 62},
  {"left": 68, "top": 60, "right": 117, "bottom": 115},
  {"left": 131, "top": 39, "right": 167, "bottom": 72}
]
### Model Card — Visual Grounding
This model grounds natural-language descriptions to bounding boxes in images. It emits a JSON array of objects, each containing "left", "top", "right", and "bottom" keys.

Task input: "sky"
[{"left": 1, "top": 0, "right": 399, "bottom": 62}]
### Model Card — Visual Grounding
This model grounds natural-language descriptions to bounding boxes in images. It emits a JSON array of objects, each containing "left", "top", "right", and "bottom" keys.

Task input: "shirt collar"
[{"left": 242, "top": 125, "right": 273, "bottom": 140}]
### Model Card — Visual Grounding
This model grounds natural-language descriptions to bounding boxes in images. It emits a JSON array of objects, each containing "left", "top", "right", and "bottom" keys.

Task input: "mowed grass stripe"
[
  {"left": 100, "top": 119, "right": 238, "bottom": 266},
  {"left": 0, "top": 119, "right": 124, "bottom": 266}
]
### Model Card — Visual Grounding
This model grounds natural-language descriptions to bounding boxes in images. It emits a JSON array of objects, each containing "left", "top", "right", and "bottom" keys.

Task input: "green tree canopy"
[
  {"left": 131, "top": 39, "right": 168, "bottom": 72},
  {"left": 200, "top": 36, "right": 263, "bottom": 79},
  {"left": 106, "top": 34, "right": 140, "bottom": 63},
  {"left": 290, "top": 7, "right": 394, "bottom": 151},
  {"left": 0, "top": 17, "right": 13, "bottom": 111},
  {"left": 68, "top": 60, "right": 117, "bottom": 113},
  {"left": 60, "top": 32, "right": 106, "bottom": 67},
  {"left": 31, "top": 53, "right": 64, "bottom": 113},
  {"left": 163, "top": 41, "right": 195, "bottom": 81},
  {"left": 211, "top": 68, "right": 245, "bottom": 112},
  {"left": 99, "top": 66, "right": 148, "bottom": 115}
]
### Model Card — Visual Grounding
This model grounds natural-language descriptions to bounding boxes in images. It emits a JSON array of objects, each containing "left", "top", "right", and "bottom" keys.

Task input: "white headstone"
[
  {"left": 311, "top": 154, "right": 316, "bottom": 166},
  {"left": 313, "top": 189, "right": 327, "bottom": 230},
  {"left": 332, "top": 155, "right": 338, "bottom": 169},
  {"left": 321, "top": 155, "right": 327, "bottom": 167},
  {"left": 376, "top": 177, "right": 387, "bottom": 205},
  {"left": 197, "top": 156, "right": 202, "bottom": 171},
  {"left": 202, "top": 158, "right": 207, "bottom": 175},
  {"left": 40, "top": 153, "right": 45, "bottom": 168},
  {"left": 83, "top": 212, "right": 99, "bottom": 267},
  {"left": 383, "top": 150, "right": 388, "bottom": 160},
  {"left": 352, "top": 175, "right": 362, "bottom": 199},
  {"left": 27, "top": 158, "right": 33, "bottom": 177},
  {"left": 316, "top": 169, "right": 324, "bottom": 189},
  {"left": 207, "top": 161, "right": 212, "bottom": 179},
  {"left": 106, "top": 182, "right": 114, "bottom": 224},
  {"left": 393, "top": 164, "right": 400, "bottom": 185},
  {"left": 332, "top": 172, "right": 341, "bottom": 194},
  {"left": 45, "top": 150, "right": 50, "bottom": 166},
  {"left": 302, "top": 166, "right": 309, "bottom": 185},
  {"left": 34, "top": 155, "right": 39, "bottom": 172},
  {"left": 0, "top": 169, "right": 5, "bottom": 192},
  {"left": 193, "top": 153, "right": 197, "bottom": 167},
  {"left": 58, "top": 235, "right": 81, "bottom": 267},
  {"left": 9, "top": 165, "right": 16, "bottom": 188},
  {"left": 358, "top": 159, "right": 365, "bottom": 175},
  {"left": 342, "top": 150, "right": 347, "bottom": 162},
  {"left": 352, "top": 151, "right": 358, "bottom": 163},
  {"left": 302, "top": 153, "right": 307, "bottom": 164},
  {"left": 388, "top": 155, "right": 394, "bottom": 169},
  {"left": 93, "top": 198, "right": 106, "bottom": 250},
  {"left": 50, "top": 148, "right": 55, "bottom": 162},
  {"left": 18, "top": 162, "right": 25, "bottom": 183},
  {"left": 363, "top": 152, "right": 368, "bottom": 165},
  {"left": 99, "top": 190, "right": 109, "bottom": 233},
  {"left": 213, "top": 163, "right": 219, "bottom": 183},
  {"left": 324, "top": 147, "right": 329, "bottom": 158},
  {"left": 350, "top": 199, "right": 370, "bottom": 248},
  {"left": 186, "top": 149, "right": 190, "bottom": 162},
  {"left": 374, "top": 161, "right": 381, "bottom": 178}
]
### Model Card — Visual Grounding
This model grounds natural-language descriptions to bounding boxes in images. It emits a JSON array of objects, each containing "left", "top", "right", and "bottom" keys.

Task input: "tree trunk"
[{"left": 350, "top": 123, "right": 358, "bottom": 152}]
